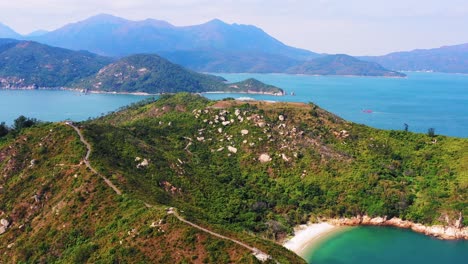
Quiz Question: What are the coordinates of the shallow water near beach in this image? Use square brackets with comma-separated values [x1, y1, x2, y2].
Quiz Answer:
[304, 226, 468, 264]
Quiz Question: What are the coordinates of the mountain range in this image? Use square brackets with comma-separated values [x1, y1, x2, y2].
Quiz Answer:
[0, 39, 283, 95]
[361, 43, 468, 73]
[0, 14, 405, 77]
[1, 14, 466, 74]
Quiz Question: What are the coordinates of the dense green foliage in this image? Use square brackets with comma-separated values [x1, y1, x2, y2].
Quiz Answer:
[77, 54, 284, 94]
[0, 115, 41, 138]
[288, 54, 406, 77]
[0, 41, 284, 94]
[0, 121, 301, 263]
[83, 94, 466, 242]
[0, 94, 465, 263]
[0, 39, 113, 87]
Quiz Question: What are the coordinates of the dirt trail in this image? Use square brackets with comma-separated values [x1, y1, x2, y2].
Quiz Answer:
[168, 208, 272, 262]
[66, 122, 272, 262]
[66, 122, 122, 195]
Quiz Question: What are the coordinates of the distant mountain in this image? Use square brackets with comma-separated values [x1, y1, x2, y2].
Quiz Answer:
[0, 40, 283, 94]
[2, 15, 405, 77]
[361, 43, 468, 73]
[159, 50, 300, 73]
[76, 54, 284, 95]
[25, 30, 49, 37]
[0, 39, 113, 88]
[30, 14, 319, 60]
[0, 22, 22, 39]
[287, 54, 405, 77]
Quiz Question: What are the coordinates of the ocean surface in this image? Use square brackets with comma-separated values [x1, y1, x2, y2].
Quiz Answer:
[0, 73, 466, 261]
[0, 72, 467, 138]
[305, 227, 468, 264]
[0, 90, 152, 125]
[211, 72, 468, 138]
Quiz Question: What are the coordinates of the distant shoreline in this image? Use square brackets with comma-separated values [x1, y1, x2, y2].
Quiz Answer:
[0, 87, 284, 96]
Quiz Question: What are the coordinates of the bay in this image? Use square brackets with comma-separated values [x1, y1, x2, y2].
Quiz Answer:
[0, 72, 466, 138]
[305, 227, 468, 264]
[208, 72, 468, 138]
[0, 89, 152, 125]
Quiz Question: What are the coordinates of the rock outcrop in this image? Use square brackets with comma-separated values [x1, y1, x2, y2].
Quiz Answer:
[0, 218, 10, 235]
[259, 153, 272, 163]
[328, 215, 468, 240]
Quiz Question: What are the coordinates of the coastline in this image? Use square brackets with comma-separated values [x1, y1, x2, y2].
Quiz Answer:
[283, 215, 467, 259]
[283, 222, 350, 257]
[0, 87, 284, 96]
[328, 215, 468, 240]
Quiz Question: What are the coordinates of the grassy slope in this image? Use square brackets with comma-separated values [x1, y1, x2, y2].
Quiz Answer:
[1, 93, 466, 263]
[84, 94, 467, 237]
[0, 123, 302, 263]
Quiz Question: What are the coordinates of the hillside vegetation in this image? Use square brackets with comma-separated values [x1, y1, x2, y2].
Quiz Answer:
[0, 40, 112, 88]
[288, 54, 406, 77]
[85, 94, 466, 234]
[76, 54, 284, 95]
[0, 94, 466, 262]
[0, 41, 283, 95]
[0, 121, 300, 263]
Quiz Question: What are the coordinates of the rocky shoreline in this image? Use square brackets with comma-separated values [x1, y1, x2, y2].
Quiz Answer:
[327, 215, 468, 240]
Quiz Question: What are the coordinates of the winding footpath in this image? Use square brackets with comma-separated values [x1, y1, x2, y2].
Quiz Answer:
[168, 208, 272, 262]
[65, 122, 122, 195]
[65, 122, 272, 262]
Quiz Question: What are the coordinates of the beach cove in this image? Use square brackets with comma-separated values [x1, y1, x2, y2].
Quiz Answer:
[283, 220, 468, 264]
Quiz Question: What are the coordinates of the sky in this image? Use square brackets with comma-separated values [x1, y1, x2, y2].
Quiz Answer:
[0, 0, 467, 55]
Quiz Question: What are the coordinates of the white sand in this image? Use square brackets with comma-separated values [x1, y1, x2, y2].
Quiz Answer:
[283, 222, 338, 255]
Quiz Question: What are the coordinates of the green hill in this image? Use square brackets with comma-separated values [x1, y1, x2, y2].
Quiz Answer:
[0, 40, 113, 88]
[76, 54, 284, 95]
[0, 41, 284, 95]
[288, 54, 406, 77]
[1, 94, 465, 262]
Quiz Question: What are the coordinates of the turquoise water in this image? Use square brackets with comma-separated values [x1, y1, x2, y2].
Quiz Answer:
[0, 72, 467, 138]
[305, 227, 468, 264]
[0, 90, 152, 125]
[208, 72, 468, 138]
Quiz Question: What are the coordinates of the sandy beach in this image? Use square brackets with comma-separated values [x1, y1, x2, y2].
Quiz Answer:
[283, 222, 347, 256]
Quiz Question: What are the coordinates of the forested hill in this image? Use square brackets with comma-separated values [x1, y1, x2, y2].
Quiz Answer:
[0, 39, 113, 88]
[288, 54, 406, 77]
[0, 93, 466, 262]
[76, 54, 284, 95]
[84, 94, 467, 231]
[0, 40, 284, 95]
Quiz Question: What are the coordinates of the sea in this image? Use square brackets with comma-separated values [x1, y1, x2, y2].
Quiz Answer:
[305, 227, 468, 264]
[0, 72, 467, 262]
[0, 72, 467, 138]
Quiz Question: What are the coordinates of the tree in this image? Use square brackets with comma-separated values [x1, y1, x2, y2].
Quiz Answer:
[427, 128, 435, 137]
[13, 116, 39, 131]
[0, 122, 10, 137]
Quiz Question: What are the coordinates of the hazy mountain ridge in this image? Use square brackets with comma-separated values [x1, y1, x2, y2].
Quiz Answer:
[0, 23, 22, 39]
[289, 54, 406, 77]
[0, 15, 413, 76]
[361, 43, 468, 73]
[28, 14, 318, 61]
